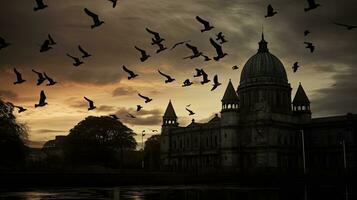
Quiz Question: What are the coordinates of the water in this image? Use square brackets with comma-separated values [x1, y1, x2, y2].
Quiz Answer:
[0, 185, 353, 200]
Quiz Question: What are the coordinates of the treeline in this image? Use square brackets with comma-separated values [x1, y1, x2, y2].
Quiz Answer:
[0, 99, 161, 172]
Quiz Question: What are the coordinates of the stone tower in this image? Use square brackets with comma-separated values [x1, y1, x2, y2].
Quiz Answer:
[160, 100, 178, 169]
[293, 83, 311, 123]
[220, 80, 240, 170]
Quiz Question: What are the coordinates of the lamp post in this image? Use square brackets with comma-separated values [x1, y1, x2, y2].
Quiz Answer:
[300, 129, 307, 200]
[340, 139, 348, 200]
[341, 140, 347, 170]
[141, 130, 145, 169]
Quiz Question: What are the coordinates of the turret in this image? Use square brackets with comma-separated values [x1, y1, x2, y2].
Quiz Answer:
[221, 80, 240, 126]
[162, 100, 178, 127]
[160, 100, 178, 169]
[220, 80, 240, 170]
[292, 83, 311, 121]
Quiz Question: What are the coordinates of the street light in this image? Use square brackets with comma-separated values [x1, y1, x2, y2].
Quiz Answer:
[341, 139, 347, 170]
[300, 129, 307, 200]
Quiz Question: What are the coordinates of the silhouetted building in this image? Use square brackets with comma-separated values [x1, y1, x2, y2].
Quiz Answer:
[160, 34, 357, 174]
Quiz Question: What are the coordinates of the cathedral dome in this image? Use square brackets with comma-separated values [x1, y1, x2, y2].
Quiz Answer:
[240, 34, 288, 85]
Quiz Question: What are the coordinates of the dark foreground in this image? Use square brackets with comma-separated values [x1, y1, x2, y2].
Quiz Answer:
[0, 171, 355, 187]
[0, 184, 355, 200]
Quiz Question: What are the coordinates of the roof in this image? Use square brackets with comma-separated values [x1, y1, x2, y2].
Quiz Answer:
[208, 114, 221, 124]
[240, 34, 288, 85]
[222, 80, 239, 103]
[293, 83, 310, 105]
[163, 100, 177, 118]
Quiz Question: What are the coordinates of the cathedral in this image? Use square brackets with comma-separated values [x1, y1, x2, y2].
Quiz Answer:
[160, 34, 357, 174]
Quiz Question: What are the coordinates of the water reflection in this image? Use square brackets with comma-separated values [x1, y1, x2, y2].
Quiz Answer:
[0, 185, 353, 200]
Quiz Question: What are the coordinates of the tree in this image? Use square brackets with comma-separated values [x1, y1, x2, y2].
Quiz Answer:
[0, 99, 28, 167]
[63, 116, 137, 167]
[144, 134, 161, 170]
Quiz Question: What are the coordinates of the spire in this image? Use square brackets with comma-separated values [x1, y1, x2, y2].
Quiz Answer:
[222, 79, 239, 103]
[163, 100, 177, 118]
[258, 31, 269, 53]
[293, 83, 310, 105]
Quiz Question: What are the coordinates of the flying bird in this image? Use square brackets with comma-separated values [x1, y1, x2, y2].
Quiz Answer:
[78, 45, 91, 58]
[211, 75, 221, 91]
[134, 46, 150, 62]
[84, 8, 104, 29]
[14, 106, 27, 113]
[84, 97, 96, 110]
[34, 0, 48, 11]
[32, 69, 46, 85]
[182, 79, 193, 87]
[304, 30, 310, 36]
[40, 40, 52, 52]
[0, 36, 10, 50]
[137, 105, 143, 112]
[146, 28, 165, 44]
[333, 22, 357, 30]
[66, 53, 84, 66]
[110, 114, 119, 120]
[186, 104, 191, 107]
[304, 42, 315, 53]
[195, 16, 214, 32]
[184, 43, 202, 59]
[107, 0, 117, 8]
[154, 41, 167, 53]
[232, 65, 239, 70]
[13, 68, 26, 85]
[186, 108, 195, 116]
[304, 0, 321, 12]
[158, 70, 175, 83]
[138, 93, 152, 103]
[216, 32, 227, 44]
[123, 65, 138, 80]
[201, 54, 212, 62]
[44, 73, 57, 86]
[292, 62, 300, 73]
[48, 34, 56, 45]
[170, 40, 190, 50]
[200, 69, 210, 85]
[210, 38, 227, 61]
[265, 4, 277, 18]
[35, 90, 48, 108]
[193, 68, 203, 77]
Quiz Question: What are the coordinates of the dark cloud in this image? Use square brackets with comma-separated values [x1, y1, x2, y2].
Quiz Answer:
[96, 105, 116, 112]
[114, 107, 162, 126]
[34, 129, 67, 134]
[0, 90, 18, 100]
[311, 66, 357, 116]
[112, 86, 138, 97]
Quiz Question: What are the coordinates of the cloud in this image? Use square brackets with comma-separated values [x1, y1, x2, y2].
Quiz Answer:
[34, 129, 67, 134]
[96, 105, 116, 112]
[311, 67, 357, 116]
[0, 90, 18, 100]
[114, 107, 162, 126]
[112, 86, 138, 97]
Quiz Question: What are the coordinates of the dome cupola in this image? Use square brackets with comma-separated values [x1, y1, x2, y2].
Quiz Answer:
[237, 33, 292, 115]
[240, 34, 288, 85]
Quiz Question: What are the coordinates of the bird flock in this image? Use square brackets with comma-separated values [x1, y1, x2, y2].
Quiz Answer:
[1, 0, 356, 119]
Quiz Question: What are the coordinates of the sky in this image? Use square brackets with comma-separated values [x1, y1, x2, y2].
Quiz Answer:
[0, 0, 356, 148]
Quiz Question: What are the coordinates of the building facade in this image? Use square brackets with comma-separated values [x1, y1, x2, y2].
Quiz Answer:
[160, 35, 357, 174]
